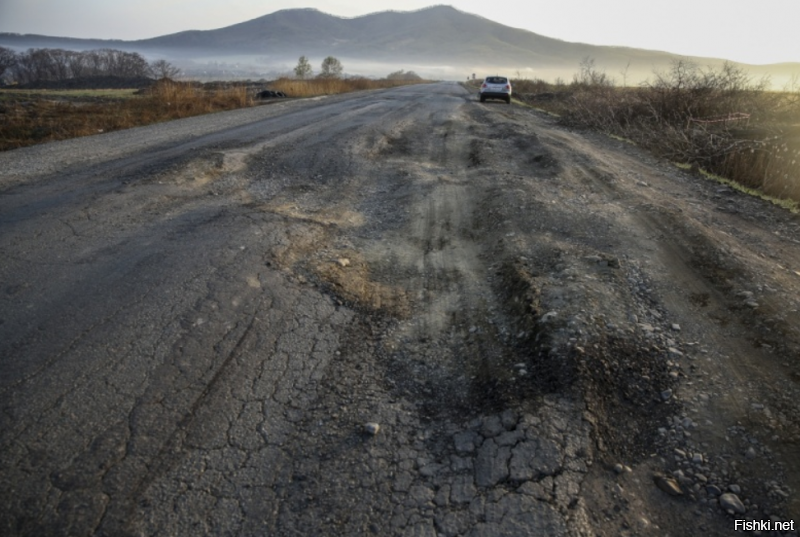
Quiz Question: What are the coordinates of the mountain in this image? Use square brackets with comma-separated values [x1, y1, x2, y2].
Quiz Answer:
[132, 6, 692, 76]
[1, 6, 797, 84]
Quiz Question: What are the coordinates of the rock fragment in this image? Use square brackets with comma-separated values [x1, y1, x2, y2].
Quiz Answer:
[654, 474, 683, 496]
[719, 493, 746, 514]
[364, 422, 380, 436]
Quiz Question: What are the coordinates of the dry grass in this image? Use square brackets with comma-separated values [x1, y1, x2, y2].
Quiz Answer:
[0, 77, 431, 151]
[512, 62, 800, 206]
[0, 80, 252, 151]
[0, 88, 141, 100]
[268, 76, 426, 98]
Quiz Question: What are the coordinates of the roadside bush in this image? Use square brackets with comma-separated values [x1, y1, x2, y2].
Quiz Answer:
[572, 57, 614, 88]
[142, 79, 251, 116]
[387, 70, 423, 81]
[515, 60, 800, 205]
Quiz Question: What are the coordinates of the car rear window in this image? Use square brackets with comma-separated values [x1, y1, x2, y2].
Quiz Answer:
[485, 77, 508, 84]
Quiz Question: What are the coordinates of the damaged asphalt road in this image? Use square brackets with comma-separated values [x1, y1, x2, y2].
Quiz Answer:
[1, 82, 799, 536]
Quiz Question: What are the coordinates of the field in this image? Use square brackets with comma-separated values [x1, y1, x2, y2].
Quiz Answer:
[0, 77, 428, 151]
[0, 82, 252, 151]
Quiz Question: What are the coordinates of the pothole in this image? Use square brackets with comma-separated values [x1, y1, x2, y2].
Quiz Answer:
[312, 251, 411, 318]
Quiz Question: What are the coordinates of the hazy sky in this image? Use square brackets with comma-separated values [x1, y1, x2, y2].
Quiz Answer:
[0, 0, 797, 65]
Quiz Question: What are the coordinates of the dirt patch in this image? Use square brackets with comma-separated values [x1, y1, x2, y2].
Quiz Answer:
[492, 256, 676, 462]
[577, 336, 676, 460]
[312, 252, 411, 318]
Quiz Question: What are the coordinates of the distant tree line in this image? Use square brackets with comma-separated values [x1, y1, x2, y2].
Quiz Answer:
[0, 46, 180, 84]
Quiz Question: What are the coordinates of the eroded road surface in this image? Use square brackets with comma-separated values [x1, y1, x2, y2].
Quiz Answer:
[2, 82, 799, 536]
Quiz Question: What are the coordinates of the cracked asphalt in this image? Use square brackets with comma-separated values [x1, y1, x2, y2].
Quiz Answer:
[2, 82, 799, 536]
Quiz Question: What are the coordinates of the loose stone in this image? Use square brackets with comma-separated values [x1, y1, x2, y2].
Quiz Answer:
[654, 475, 683, 496]
[719, 493, 746, 514]
[364, 422, 380, 436]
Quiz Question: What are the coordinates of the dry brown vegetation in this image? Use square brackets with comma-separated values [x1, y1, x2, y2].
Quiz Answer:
[0, 77, 431, 151]
[0, 80, 252, 151]
[511, 60, 800, 207]
[268, 76, 426, 98]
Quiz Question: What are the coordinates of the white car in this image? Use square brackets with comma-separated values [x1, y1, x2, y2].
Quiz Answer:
[479, 76, 512, 104]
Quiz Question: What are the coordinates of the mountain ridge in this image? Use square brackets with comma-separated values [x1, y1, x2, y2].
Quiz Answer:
[1, 5, 797, 83]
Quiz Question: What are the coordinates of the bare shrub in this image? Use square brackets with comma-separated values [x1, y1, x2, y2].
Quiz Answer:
[387, 70, 422, 81]
[572, 57, 614, 88]
[516, 60, 800, 205]
[150, 59, 181, 80]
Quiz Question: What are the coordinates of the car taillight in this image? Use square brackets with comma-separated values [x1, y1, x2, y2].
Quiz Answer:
[481, 83, 487, 88]
[505, 85, 511, 90]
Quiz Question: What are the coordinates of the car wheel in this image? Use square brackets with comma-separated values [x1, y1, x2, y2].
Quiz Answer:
[506, 97, 511, 104]
[480, 95, 485, 103]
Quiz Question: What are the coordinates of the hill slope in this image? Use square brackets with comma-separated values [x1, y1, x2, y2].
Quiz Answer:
[133, 6, 681, 69]
[1, 6, 797, 83]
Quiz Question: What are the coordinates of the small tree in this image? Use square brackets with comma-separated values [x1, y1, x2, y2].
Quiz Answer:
[573, 57, 613, 87]
[319, 56, 343, 79]
[150, 59, 180, 80]
[294, 55, 312, 79]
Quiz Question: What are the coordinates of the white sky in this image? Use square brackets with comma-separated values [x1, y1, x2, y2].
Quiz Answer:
[0, 0, 798, 65]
